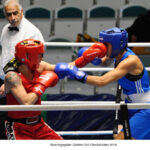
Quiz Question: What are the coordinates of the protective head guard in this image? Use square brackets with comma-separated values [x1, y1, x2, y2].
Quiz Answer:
[15, 39, 44, 70]
[99, 27, 128, 58]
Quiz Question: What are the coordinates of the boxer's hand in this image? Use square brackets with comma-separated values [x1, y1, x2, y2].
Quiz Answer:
[77, 47, 89, 57]
[54, 62, 75, 79]
[54, 62, 87, 83]
[77, 47, 102, 66]
[32, 71, 58, 96]
[91, 58, 102, 65]
[75, 43, 107, 67]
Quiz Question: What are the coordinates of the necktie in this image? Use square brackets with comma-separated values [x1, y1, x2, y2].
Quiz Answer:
[8, 26, 19, 32]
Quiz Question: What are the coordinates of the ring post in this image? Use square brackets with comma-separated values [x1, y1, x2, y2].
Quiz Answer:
[113, 84, 122, 135]
[120, 104, 131, 139]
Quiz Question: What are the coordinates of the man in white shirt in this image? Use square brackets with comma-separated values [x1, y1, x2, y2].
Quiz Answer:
[0, 0, 44, 139]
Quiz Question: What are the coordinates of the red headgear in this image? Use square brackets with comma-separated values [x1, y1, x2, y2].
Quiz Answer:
[15, 39, 44, 70]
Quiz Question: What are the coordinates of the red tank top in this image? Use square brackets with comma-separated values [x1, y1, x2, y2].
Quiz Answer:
[6, 71, 41, 119]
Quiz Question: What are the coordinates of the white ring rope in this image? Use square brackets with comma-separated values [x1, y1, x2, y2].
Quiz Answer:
[0, 102, 150, 111]
[79, 67, 150, 72]
[41, 101, 118, 105]
[0, 41, 149, 47]
[44, 42, 150, 47]
[56, 130, 115, 136]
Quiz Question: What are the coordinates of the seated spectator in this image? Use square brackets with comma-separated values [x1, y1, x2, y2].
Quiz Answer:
[126, 10, 150, 42]
[126, 10, 150, 54]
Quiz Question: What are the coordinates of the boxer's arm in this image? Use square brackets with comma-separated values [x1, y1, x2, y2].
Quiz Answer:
[86, 56, 136, 86]
[32, 71, 58, 97]
[37, 61, 56, 73]
[5, 71, 38, 105]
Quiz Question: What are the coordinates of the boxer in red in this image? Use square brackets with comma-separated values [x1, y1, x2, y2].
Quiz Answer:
[4, 39, 63, 140]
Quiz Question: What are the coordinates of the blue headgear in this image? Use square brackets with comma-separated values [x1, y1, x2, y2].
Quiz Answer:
[99, 27, 128, 58]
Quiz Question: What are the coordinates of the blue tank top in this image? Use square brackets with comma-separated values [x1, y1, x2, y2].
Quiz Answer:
[117, 48, 150, 95]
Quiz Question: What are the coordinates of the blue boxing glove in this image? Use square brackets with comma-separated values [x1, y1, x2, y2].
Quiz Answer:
[77, 47, 102, 66]
[77, 47, 89, 57]
[54, 62, 87, 83]
[91, 57, 102, 65]
[71, 68, 87, 83]
[54, 62, 74, 79]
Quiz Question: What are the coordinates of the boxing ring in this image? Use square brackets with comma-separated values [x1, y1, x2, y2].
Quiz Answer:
[1, 101, 150, 138]
[1, 42, 150, 139]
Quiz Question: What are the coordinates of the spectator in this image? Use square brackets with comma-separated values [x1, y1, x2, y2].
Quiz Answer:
[0, 0, 44, 139]
[126, 10, 150, 42]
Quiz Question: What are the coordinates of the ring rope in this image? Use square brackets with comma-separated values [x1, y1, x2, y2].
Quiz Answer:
[41, 101, 118, 105]
[44, 42, 150, 47]
[0, 102, 150, 111]
[56, 130, 115, 136]
[0, 41, 149, 47]
[79, 67, 150, 72]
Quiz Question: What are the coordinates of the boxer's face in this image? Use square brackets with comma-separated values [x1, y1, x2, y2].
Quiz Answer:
[36, 54, 43, 68]
[105, 43, 112, 58]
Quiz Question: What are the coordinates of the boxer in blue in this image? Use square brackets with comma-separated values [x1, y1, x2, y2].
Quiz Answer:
[55, 27, 150, 139]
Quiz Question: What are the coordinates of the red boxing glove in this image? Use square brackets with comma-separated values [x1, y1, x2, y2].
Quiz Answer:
[32, 71, 59, 96]
[87, 42, 107, 58]
[75, 43, 107, 68]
